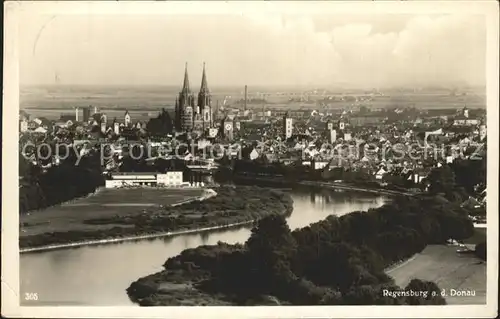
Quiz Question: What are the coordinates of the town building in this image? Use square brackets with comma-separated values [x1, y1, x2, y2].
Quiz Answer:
[479, 120, 486, 140]
[338, 118, 346, 131]
[113, 121, 120, 135]
[343, 132, 352, 141]
[284, 112, 293, 139]
[105, 172, 186, 188]
[375, 167, 388, 180]
[124, 111, 131, 127]
[453, 106, 480, 126]
[82, 106, 91, 123]
[208, 127, 219, 138]
[330, 129, 337, 143]
[326, 121, 334, 131]
[234, 117, 241, 131]
[221, 116, 234, 141]
[20, 118, 28, 132]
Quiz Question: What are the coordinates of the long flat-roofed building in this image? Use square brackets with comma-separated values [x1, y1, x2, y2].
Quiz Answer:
[105, 172, 186, 188]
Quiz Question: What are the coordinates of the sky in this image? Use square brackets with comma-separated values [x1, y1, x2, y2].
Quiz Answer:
[18, 8, 487, 89]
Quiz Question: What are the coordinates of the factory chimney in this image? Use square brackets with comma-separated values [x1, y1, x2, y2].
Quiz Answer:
[244, 85, 248, 111]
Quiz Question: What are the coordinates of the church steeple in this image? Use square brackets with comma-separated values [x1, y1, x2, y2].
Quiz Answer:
[181, 62, 190, 94]
[200, 62, 209, 94]
[198, 62, 211, 109]
[197, 62, 212, 128]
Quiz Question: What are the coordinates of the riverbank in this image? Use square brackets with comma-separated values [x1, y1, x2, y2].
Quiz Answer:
[233, 175, 417, 197]
[20, 220, 251, 253]
[20, 186, 293, 252]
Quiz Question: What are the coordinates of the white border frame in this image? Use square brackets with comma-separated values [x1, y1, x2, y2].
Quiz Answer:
[2, 1, 498, 318]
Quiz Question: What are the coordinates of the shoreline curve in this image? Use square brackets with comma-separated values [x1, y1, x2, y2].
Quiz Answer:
[20, 219, 255, 254]
[20, 181, 399, 254]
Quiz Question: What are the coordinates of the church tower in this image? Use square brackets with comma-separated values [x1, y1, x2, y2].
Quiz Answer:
[198, 62, 212, 130]
[176, 63, 195, 132]
[283, 112, 293, 139]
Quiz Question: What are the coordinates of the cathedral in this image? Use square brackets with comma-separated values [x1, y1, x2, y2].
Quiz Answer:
[174, 63, 213, 133]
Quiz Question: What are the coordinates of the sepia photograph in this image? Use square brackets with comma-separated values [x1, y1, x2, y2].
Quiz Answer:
[2, 1, 498, 318]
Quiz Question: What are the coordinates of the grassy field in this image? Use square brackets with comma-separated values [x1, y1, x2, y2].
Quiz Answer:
[388, 245, 486, 305]
[20, 188, 204, 236]
[19, 186, 293, 249]
[21, 108, 168, 122]
[20, 85, 486, 116]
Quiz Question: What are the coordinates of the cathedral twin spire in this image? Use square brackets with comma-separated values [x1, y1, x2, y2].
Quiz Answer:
[180, 62, 209, 95]
[176, 62, 212, 132]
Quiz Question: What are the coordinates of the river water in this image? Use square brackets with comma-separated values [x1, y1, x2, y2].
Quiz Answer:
[20, 188, 387, 306]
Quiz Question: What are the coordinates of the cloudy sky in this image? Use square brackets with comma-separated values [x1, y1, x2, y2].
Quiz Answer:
[18, 7, 487, 88]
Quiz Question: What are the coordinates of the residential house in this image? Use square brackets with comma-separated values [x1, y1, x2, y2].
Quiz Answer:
[249, 148, 260, 160]
[453, 106, 480, 126]
[20, 118, 28, 132]
[124, 111, 131, 127]
[375, 167, 388, 180]
[461, 196, 483, 210]
[33, 126, 48, 134]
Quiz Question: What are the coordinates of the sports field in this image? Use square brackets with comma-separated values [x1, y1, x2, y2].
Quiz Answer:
[388, 245, 486, 305]
[20, 188, 204, 236]
[19, 186, 292, 250]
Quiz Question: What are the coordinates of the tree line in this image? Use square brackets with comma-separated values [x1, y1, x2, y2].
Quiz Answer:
[155, 193, 473, 305]
[218, 155, 487, 204]
[19, 146, 104, 214]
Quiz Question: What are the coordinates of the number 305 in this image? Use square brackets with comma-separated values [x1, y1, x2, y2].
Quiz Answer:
[25, 293, 38, 301]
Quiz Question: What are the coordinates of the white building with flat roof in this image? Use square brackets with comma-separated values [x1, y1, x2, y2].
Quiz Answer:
[157, 172, 184, 186]
[105, 172, 186, 188]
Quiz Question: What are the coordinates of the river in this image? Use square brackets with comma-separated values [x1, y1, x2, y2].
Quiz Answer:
[20, 188, 388, 306]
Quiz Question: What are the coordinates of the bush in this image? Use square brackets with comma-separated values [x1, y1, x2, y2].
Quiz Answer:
[404, 279, 446, 305]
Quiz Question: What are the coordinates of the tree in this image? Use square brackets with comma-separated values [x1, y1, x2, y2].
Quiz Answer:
[427, 166, 456, 195]
[344, 285, 379, 305]
[146, 109, 173, 136]
[451, 158, 486, 195]
[246, 214, 298, 292]
[246, 214, 297, 263]
[19, 146, 104, 214]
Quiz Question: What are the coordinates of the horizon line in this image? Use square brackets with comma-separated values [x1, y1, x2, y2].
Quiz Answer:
[20, 83, 487, 90]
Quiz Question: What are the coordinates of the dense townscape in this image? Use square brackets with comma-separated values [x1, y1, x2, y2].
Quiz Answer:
[19, 64, 487, 306]
[8, 4, 496, 316]
[19, 65, 487, 215]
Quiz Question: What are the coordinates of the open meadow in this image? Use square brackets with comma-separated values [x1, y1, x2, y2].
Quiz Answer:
[19, 186, 293, 250]
[20, 85, 486, 121]
[20, 188, 204, 236]
[388, 244, 486, 305]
